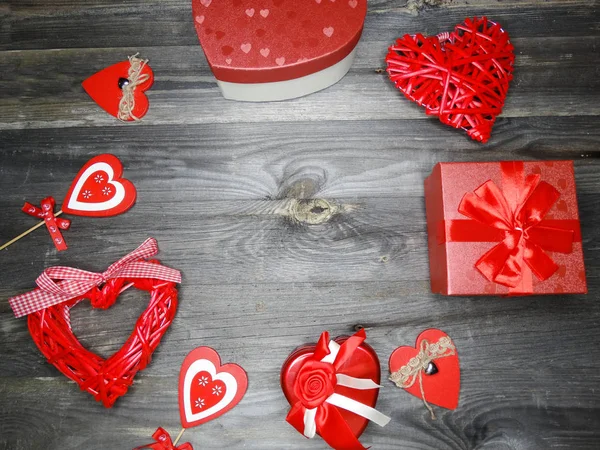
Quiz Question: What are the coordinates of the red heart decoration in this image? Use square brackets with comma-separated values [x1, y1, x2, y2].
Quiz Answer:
[386, 17, 514, 143]
[179, 347, 248, 428]
[389, 329, 460, 410]
[281, 335, 380, 440]
[27, 276, 179, 408]
[82, 59, 153, 120]
[62, 154, 137, 217]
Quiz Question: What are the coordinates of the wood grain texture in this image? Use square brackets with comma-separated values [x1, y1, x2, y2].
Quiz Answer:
[1, 0, 600, 449]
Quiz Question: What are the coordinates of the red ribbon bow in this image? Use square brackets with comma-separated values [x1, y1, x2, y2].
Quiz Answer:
[286, 329, 372, 450]
[456, 162, 575, 289]
[22, 197, 71, 251]
[8, 238, 182, 318]
[132, 428, 193, 450]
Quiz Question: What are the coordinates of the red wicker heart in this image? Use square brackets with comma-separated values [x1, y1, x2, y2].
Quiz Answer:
[27, 272, 178, 408]
[386, 17, 514, 143]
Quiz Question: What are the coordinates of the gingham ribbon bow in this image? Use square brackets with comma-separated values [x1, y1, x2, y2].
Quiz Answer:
[9, 238, 181, 318]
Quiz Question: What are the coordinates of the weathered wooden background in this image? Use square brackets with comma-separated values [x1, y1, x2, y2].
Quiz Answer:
[1, 0, 599, 448]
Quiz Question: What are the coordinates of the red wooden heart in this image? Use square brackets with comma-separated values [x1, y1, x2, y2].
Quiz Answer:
[281, 335, 380, 439]
[179, 347, 248, 428]
[389, 329, 460, 410]
[82, 59, 153, 120]
[386, 17, 514, 143]
[62, 154, 137, 217]
[27, 276, 179, 408]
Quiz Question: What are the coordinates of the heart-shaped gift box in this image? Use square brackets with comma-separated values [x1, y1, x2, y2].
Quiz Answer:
[192, 0, 367, 101]
[281, 330, 389, 449]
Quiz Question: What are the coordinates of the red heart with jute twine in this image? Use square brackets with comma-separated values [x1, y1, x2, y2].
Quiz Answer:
[82, 55, 153, 121]
[386, 17, 514, 143]
[27, 274, 178, 408]
[389, 329, 460, 418]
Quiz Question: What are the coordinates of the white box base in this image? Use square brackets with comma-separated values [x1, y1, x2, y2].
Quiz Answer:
[216, 48, 358, 102]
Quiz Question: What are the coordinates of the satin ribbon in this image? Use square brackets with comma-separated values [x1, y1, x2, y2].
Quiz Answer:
[286, 330, 390, 450]
[9, 238, 182, 318]
[132, 428, 193, 450]
[22, 197, 71, 251]
[445, 161, 577, 292]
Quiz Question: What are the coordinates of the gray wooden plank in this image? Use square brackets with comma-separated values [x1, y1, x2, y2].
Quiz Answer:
[2, 0, 599, 50]
[2, 34, 600, 129]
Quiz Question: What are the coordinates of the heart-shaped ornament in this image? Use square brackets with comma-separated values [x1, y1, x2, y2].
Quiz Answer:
[281, 335, 381, 440]
[82, 57, 153, 121]
[179, 347, 248, 428]
[27, 275, 179, 407]
[62, 154, 137, 217]
[386, 17, 514, 143]
[389, 329, 460, 411]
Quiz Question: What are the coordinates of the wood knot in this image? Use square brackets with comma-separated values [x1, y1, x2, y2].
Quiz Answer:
[289, 199, 337, 225]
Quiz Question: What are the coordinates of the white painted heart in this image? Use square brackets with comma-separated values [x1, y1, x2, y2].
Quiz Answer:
[245, 8, 254, 17]
[200, 0, 212, 7]
[241, 43, 252, 53]
[276, 57, 285, 66]
[66, 162, 126, 213]
[260, 9, 269, 17]
[323, 26, 334, 37]
[260, 48, 270, 57]
[182, 359, 238, 423]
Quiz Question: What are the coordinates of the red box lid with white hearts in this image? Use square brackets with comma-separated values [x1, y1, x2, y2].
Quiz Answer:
[192, 0, 367, 101]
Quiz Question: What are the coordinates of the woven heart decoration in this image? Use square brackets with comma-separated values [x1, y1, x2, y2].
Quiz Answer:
[386, 17, 514, 143]
[8, 239, 182, 407]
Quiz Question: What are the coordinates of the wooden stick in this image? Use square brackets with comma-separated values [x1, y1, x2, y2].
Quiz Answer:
[0, 211, 63, 251]
[172, 428, 186, 446]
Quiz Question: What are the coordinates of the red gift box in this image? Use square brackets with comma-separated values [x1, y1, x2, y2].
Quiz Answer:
[191, 0, 367, 101]
[424, 161, 587, 296]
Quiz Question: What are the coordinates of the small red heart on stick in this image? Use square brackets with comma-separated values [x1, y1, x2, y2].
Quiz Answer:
[179, 347, 248, 428]
[83, 55, 153, 121]
[62, 154, 137, 217]
[1, 154, 137, 252]
[386, 17, 514, 143]
[389, 329, 460, 416]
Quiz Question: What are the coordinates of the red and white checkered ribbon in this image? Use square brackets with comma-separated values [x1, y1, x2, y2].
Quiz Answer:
[8, 238, 181, 318]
